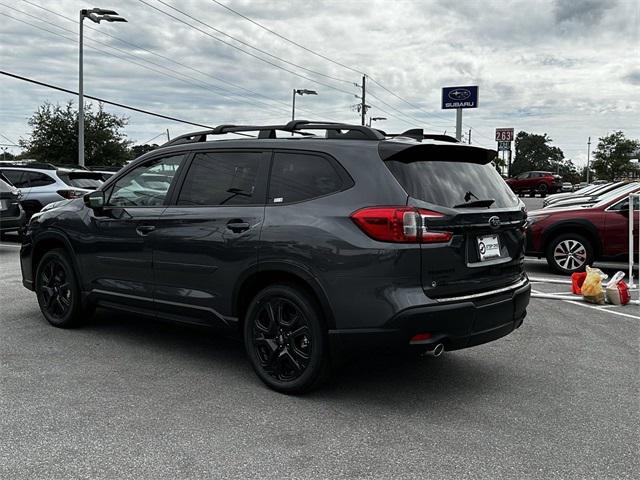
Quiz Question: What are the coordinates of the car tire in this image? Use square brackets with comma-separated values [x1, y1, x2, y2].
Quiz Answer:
[35, 248, 84, 328]
[537, 183, 548, 197]
[243, 284, 329, 394]
[546, 233, 594, 275]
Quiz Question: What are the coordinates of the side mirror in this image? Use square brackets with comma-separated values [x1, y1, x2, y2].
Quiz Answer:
[84, 190, 105, 210]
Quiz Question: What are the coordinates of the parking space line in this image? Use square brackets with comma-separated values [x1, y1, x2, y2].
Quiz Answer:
[531, 289, 640, 319]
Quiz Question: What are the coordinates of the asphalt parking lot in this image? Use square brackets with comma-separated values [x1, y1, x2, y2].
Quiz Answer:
[1, 197, 638, 479]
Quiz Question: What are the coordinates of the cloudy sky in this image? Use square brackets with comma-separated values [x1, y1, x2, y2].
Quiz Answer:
[1, 0, 638, 165]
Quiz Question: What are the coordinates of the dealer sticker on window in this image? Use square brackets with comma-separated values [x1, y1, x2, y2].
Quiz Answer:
[477, 234, 501, 261]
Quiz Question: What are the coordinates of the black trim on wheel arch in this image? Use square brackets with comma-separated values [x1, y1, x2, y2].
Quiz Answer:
[542, 220, 602, 256]
[32, 230, 84, 291]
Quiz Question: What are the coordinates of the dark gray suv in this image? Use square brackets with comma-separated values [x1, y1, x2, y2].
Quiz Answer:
[20, 121, 530, 393]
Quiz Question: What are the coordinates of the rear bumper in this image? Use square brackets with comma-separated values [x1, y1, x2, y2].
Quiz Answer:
[329, 278, 530, 353]
[0, 209, 26, 232]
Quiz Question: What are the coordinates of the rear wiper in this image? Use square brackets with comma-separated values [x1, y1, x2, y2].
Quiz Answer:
[453, 199, 495, 208]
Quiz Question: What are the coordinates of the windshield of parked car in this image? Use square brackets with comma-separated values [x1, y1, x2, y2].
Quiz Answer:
[594, 183, 639, 207]
[385, 159, 519, 209]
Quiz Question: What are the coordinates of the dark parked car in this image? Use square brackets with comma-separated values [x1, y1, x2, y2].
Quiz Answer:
[0, 174, 26, 237]
[505, 171, 562, 197]
[20, 121, 531, 393]
[526, 184, 640, 274]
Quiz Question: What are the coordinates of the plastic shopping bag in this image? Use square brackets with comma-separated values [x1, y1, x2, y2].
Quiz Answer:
[571, 272, 588, 295]
[605, 271, 630, 305]
[581, 266, 607, 305]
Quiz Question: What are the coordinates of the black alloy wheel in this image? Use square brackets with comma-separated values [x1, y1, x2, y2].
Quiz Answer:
[35, 249, 83, 327]
[244, 284, 328, 394]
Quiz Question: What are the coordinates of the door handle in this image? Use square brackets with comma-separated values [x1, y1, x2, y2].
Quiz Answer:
[226, 220, 250, 233]
[136, 224, 156, 236]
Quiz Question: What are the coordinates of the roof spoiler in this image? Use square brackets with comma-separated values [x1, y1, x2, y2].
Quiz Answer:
[387, 129, 460, 143]
[379, 142, 498, 165]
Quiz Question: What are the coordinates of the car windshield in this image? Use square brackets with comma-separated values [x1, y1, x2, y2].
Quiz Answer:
[57, 171, 103, 189]
[594, 183, 639, 207]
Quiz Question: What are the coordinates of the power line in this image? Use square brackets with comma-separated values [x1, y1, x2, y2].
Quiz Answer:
[0, 133, 18, 145]
[153, 0, 355, 87]
[0, 70, 216, 129]
[19, 0, 311, 116]
[210, 0, 363, 76]
[3, 6, 295, 118]
[208, 0, 483, 132]
[136, 0, 359, 98]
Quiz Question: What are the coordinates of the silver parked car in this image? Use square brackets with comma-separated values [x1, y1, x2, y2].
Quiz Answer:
[0, 163, 103, 217]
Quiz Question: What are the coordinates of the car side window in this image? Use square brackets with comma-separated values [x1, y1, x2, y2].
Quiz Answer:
[516, 173, 528, 180]
[268, 152, 343, 204]
[177, 151, 262, 206]
[106, 154, 185, 207]
[1, 170, 29, 188]
[25, 171, 55, 187]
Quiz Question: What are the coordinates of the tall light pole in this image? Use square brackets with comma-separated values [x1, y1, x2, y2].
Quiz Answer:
[79, 8, 126, 167]
[586, 136, 591, 183]
[368, 116, 386, 127]
[292, 89, 318, 121]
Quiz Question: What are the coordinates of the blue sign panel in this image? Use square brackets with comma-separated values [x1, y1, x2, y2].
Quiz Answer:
[442, 86, 478, 109]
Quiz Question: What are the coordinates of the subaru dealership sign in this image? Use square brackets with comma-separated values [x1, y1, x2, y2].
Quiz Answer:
[441, 86, 478, 109]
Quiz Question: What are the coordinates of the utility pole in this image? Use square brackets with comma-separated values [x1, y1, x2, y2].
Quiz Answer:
[166, 129, 170, 142]
[468, 128, 472, 144]
[586, 136, 591, 183]
[361, 75, 366, 126]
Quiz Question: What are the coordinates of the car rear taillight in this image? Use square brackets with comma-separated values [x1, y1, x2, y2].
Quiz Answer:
[57, 189, 84, 199]
[350, 207, 452, 244]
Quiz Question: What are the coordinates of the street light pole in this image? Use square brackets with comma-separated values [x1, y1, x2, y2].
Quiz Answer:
[78, 8, 127, 167]
[291, 89, 296, 122]
[291, 89, 318, 129]
[78, 11, 84, 167]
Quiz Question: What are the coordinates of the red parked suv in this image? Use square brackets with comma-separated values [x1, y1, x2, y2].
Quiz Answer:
[506, 171, 562, 197]
[526, 183, 639, 273]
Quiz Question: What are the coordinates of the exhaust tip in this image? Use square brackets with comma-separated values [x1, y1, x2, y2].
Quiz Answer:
[424, 343, 445, 357]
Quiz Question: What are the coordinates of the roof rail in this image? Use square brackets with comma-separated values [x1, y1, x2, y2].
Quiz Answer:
[0, 160, 58, 170]
[163, 120, 385, 146]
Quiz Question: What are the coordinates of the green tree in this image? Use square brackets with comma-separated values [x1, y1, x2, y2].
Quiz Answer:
[130, 143, 159, 160]
[511, 131, 565, 176]
[19, 101, 131, 166]
[591, 131, 639, 181]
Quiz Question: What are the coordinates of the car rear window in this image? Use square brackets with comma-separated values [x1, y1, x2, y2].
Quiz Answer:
[57, 172, 103, 189]
[385, 160, 519, 209]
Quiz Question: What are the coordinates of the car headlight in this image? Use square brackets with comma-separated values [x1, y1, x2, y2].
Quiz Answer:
[526, 214, 549, 226]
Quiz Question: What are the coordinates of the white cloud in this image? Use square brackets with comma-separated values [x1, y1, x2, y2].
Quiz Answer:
[0, 0, 638, 166]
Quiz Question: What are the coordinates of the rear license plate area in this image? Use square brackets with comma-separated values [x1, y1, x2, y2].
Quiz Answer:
[477, 234, 502, 261]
